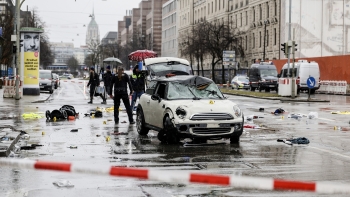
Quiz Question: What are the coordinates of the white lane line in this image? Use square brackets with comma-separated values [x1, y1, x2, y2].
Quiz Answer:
[309, 146, 350, 160]
[76, 80, 88, 100]
[55, 86, 64, 99]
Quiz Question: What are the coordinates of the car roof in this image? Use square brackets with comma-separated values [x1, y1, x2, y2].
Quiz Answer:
[144, 57, 190, 66]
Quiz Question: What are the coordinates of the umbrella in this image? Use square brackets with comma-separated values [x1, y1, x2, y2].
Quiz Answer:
[128, 50, 158, 62]
[103, 57, 122, 64]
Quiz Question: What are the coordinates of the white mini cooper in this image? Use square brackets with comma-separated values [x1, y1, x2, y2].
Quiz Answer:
[136, 75, 244, 144]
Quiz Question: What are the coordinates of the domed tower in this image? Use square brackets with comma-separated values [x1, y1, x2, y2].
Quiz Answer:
[85, 7, 100, 45]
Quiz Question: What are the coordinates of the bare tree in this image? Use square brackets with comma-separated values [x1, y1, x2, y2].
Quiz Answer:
[66, 56, 79, 71]
[0, 9, 14, 76]
[86, 39, 101, 67]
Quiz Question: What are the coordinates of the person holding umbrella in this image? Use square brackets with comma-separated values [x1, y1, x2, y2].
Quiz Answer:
[87, 66, 99, 104]
[109, 66, 135, 124]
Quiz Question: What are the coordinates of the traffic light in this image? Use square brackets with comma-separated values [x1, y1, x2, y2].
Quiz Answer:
[20, 39, 23, 47]
[281, 42, 288, 55]
[292, 41, 297, 52]
[12, 45, 17, 54]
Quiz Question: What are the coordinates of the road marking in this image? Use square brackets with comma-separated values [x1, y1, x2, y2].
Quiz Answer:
[308, 146, 350, 160]
[55, 86, 64, 99]
[76, 81, 88, 100]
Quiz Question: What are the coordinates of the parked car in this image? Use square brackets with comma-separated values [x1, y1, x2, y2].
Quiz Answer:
[136, 75, 244, 144]
[231, 76, 250, 90]
[248, 62, 278, 92]
[278, 60, 320, 94]
[39, 70, 54, 94]
[53, 73, 60, 89]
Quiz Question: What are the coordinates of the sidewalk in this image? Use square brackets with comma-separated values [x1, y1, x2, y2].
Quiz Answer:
[0, 88, 52, 105]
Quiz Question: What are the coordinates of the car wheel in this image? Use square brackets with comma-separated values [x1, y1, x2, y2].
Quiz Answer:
[49, 89, 53, 94]
[136, 108, 149, 135]
[258, 85, 262, 92]
[163, 115, 179, 144]
[266, 88, 270, 92]
[250, 86, 255, 91]
[230, 121, 244, 144]
[157, 131, 166, 142]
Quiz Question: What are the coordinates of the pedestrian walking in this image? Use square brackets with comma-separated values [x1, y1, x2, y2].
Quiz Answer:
[109, 66, 135, 124]
[87, 66, 99, 104]
[130, 65, 145, 111]
[100, 65, 113, 104]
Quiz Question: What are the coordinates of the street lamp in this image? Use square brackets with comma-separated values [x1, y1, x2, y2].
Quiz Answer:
[262, 20, 268, 61]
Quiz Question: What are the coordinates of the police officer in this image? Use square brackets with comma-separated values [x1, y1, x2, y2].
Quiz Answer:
[130, 65, 145, 112]
[87, 66, 99, 104]
[109, 66, 135, 124]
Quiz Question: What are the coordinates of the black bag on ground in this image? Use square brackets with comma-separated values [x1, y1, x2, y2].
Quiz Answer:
[60, 105, 77, 117]
[46, 109, 67, 120]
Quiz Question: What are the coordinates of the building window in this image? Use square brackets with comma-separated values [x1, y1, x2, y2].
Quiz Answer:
[246, 11, 248, 25]
[259, 5, 262, 20]
[259, 31, 262, 47]
[275, 1, 277, 16]
[246, 0, 249, 5]
[230, 15, 233, 27]
[253, 8, 255, 22]
[266, 3, 269, 18]
[240, 13, 242, 26]
[219, 0, 220, 10]
[252, 33, 255, 48]
[208, 3, 210, 14]
[274, 28, 277, 45]
[235, 14, 237, 27]
[245, 35, 248, 50]
[215, 0, 217, 12]
[223, 0, 224, 9]
[212, 2, 213, 13]
[266, 30, 269, 46]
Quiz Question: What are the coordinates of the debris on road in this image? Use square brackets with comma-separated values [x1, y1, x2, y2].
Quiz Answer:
[331, 111, 350, 115]
[68, 145, 77, 149]
[70, 129, 78, 132]
[271, 108, 285, 115]
[53, 180, 74, 188]
[259, 108, 264, 112]
[244, 124, 261, 129]
[277, 137, 310, 145]
[308, 112, 318, 119]
[22, 113, 45, 119]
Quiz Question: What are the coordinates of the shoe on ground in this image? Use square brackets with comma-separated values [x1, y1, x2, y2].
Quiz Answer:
[101, 101, 107, 104]
[130, 120, 136, 124]
[88, 101, 93, 104]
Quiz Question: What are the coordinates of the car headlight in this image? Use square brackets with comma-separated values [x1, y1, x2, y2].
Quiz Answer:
[176, 107, 187, 119]
[233, 105, 242, 117]
[39, 83, 42, 85]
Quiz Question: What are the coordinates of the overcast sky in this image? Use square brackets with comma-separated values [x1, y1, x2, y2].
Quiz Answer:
[21, 0, 141, 48]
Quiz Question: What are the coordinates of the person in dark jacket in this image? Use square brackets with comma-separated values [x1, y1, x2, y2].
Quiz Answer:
[109, 66, 135, 124]
[100, 65, 113, 104]
[130, 65, 145, 111]
[87, 66, 99, 104]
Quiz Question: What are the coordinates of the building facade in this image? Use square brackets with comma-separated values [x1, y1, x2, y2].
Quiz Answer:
[50, 42, 74, 68]
[161, 0, 178, 57]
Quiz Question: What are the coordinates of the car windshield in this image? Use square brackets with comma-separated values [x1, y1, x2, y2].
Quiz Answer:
[259, 69, 277, 77]
[167, 82, 224, 100]
[148, 62, 191, 76]
[40, 73, 51, 79]
[237, 77, 249, 82]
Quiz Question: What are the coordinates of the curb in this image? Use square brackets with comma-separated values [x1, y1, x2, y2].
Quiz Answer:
[222, 91, 330, 102]
[0, 158, 350, 194]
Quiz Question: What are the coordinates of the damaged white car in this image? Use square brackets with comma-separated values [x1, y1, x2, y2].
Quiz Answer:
[136, 75, 244, 144]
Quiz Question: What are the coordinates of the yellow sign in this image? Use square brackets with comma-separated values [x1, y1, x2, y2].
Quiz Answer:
[209, 100, 215, 104]
[24, 52, 39, 85]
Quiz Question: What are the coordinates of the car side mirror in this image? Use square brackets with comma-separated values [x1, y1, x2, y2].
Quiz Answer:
[151, 94, 160, 101]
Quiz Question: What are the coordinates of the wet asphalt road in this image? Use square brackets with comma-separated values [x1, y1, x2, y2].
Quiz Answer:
[1, 78, 350, 197]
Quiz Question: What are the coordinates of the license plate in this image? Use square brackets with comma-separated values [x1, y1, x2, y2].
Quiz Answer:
[269, 85, 275, 87]
[40, 86, 44, 88]
[207, 123, 220, 128]
[220, 123, 231, 127]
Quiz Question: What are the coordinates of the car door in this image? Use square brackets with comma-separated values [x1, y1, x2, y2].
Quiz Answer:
[149, 82, 168, 128]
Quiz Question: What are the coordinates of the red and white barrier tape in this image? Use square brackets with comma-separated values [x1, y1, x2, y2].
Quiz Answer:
[0, 159, 349, 194]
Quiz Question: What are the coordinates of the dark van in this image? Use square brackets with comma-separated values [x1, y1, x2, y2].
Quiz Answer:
[248, 62, 278, 92]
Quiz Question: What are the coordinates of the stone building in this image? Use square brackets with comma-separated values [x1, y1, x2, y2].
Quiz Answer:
[85, 8, 100, 45]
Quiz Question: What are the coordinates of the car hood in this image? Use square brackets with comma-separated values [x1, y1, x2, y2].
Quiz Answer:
[165, 99, 238, 116]
[261, 76, 278, 80]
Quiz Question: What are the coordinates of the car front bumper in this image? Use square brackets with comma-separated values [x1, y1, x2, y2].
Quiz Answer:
[174, 119, 243, 138]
